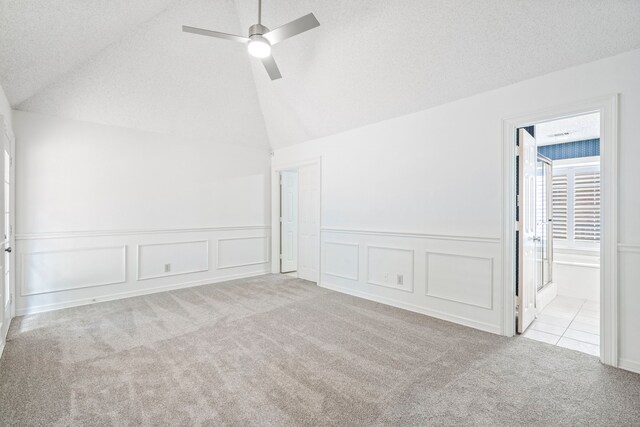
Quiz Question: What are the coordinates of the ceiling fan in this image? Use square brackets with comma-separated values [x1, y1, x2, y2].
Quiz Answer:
[182, 0, 320, 80]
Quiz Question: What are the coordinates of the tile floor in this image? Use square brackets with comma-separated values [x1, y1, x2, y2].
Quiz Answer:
[522, 295, 600, 356]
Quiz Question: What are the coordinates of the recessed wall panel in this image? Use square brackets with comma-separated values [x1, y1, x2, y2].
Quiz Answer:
[138, 240, 208, 280]
[426, 252, 493, 309]
[22, 246, 126, 295]
[217, 236, 270, 269]
[367, 246, 414, 292]
[324, 242, 359, 281]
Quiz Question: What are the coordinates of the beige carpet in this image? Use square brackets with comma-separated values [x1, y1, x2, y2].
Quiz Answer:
[0, 274, 639, 425]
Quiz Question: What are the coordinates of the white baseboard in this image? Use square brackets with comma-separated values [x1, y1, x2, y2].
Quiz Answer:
[319, 281, 501, 335]
[618, 358, 640, 375]
[16, 270, 269, 316]
[0, 340, 4, 361]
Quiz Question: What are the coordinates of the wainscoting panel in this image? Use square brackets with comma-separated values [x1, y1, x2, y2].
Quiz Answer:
[217, 236, 270, 269]
[367, 246, 414, 292]
[22, 246, 126, 296]
[425, 252, 493, 309]
[618, 247, 640, 374]
[15, 226, 271, 315]
[138, 240, 209, 280]
[320, 228, 503, 334]
[323, 242, 359, 281]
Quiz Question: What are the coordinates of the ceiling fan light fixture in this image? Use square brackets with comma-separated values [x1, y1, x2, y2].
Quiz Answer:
[182, 0, 320, 79]
[247, 35, 271, 58]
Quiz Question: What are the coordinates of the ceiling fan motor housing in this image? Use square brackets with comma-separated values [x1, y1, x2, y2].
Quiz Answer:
[249, 24, 269, 37]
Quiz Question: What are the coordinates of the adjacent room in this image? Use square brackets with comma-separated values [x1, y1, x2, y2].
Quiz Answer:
[518, 113, 602, 356]
[1, 1, 639, 425]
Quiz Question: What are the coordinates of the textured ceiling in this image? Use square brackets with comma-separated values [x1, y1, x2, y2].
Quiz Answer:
[2, 0, 640, 150]
[0, 0, 270, 148]
[235, 0, 640, 148]
[0, 0, 176, 105]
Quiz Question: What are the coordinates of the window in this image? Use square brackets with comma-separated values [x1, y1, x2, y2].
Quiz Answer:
[573, 171, 600, 242]
[552, 175, 567, 240]
[551, 158, 600, 250]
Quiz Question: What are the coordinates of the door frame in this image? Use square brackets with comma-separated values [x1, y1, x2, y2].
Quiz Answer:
[0, 114, 15, 341]
[271, 157, 322, 278]
[501, 94, 618, 367]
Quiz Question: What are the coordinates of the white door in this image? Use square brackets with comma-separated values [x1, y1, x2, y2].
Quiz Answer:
[0, 120, 11, 345]
[297, 163, 320, 282]
[280, 170, 298, 273]
[518, 128, 537, 333]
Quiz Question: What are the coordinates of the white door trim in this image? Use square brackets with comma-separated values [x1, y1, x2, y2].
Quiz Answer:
[501, 94, 618, 367]
[0, 114, 15, 352]
[271, 157, 322, 277]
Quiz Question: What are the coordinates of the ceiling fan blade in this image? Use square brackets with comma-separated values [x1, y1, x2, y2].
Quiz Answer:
[182, 25, 249, 43]
[261, 56, 282, 80]
[263, 13, 320, 45]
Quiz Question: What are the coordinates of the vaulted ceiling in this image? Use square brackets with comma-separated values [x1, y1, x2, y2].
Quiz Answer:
[2, 0, 640, 150]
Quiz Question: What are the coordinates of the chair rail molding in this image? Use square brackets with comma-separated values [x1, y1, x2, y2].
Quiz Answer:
[322, 227, 500, 244]
[15, 225, 271, 240]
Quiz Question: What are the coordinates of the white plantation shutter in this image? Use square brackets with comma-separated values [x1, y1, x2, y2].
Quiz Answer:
[574, 171, 600, 242]
[552, 175, 568, 240]
[552, 160, 600, 249]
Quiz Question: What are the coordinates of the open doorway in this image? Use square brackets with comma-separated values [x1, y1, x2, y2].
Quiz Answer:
[516, 113, 602, 356]
[272, 159, 321, 283]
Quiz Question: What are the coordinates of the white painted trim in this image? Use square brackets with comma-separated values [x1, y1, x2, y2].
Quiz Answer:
[217, 236, 271, 269]
[618, 244, 640, 253]
[1, 113, 16, 333]
[425, 252, 494, 310]
[15, 270, 270, 316]
[322, 227, 500, 243]
[20, 246, 128, 296]
[271, 157, 322, 276]
[366, 245, 415, 292]
[618, 358, 640, 375]
[501, 94, 618, 367]
[320, 281, 501, 334]
[15, 225, 270, 240]
[136, 240, 210, 281]
[323, 241, 359, 281]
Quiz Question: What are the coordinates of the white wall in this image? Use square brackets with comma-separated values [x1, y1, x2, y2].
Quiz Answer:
[554, 251, 600, 302]
[14, 111, 271, 315]
[272, 49, 640, 373]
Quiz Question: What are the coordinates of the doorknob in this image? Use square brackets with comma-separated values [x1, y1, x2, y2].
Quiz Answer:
[4, 247, 11, 253]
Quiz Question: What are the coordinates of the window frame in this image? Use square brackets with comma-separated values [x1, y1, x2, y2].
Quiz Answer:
[551, 156, 600, 253]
